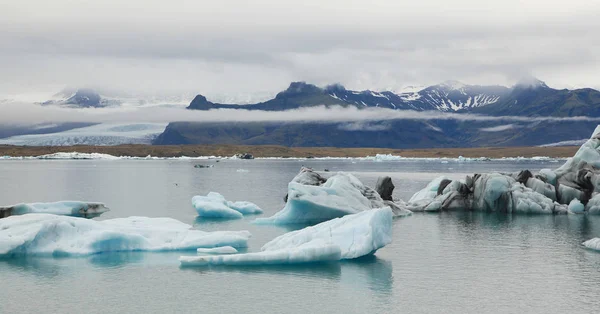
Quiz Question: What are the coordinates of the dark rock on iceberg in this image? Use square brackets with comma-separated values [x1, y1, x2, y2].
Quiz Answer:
[375, 176, 395, 201]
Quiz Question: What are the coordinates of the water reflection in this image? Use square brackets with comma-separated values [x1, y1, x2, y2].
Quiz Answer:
[180, 261, 343, 280]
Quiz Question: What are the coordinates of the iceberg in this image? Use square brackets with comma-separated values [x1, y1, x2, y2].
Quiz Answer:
[0, 214, 251, 256]
[192, 192, 263, 219]
[0, 201, 109, 218]
[180, 207, 392, 267]
[255, 172, 390, 224]
[400, 125, 600, 215]
[259, 168, 411, 224]
[582, 238, 600, 251]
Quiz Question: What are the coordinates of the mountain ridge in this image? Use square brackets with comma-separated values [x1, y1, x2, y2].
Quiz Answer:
[187, 79, 600, 117]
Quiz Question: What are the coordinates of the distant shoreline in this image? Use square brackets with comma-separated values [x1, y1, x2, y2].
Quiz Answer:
[0, 144, 579, 159]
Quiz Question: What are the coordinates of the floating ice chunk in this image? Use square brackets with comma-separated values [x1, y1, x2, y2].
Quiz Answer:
[180, 207, 392, 267]
[263, 207, 393, 259]
[197, 246, 238, 254]
[36, 152, 120, 160]
[372, 154, 403, 161]
[255, 173, 375, 224]
[236, 169, 249, 173]
[568, 199, 585, 214]
[192, 192, 263, 219]
[0, 201, 109, 218]
[582, 238, 600, 251]
[0, 214, 251, 256]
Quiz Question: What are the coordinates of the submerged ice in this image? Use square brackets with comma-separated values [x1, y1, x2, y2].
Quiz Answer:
[192, 192, 263, 219]
[0, 214, 251, 256]
[0, 201, 109, 218]
[180, 207, 393, 267]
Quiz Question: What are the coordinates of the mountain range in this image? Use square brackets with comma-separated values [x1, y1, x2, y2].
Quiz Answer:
[187, 79, 600, 117]
[4, 78, 600, 148]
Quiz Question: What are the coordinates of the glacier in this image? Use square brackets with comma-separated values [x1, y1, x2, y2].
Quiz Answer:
[255, 170, 410, 224]
[180, 207, 392, 267]
[398, 125, 600, 214]
[0, 214, 251, 256]
[192, 192, 263, 219]
[0, 201, 109, 218]
[0, 123, 167, 146]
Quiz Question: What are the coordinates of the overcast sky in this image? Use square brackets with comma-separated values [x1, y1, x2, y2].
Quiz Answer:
[1, 0, 599, 99]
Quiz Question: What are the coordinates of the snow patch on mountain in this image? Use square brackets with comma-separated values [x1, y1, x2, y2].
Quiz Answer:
[480, 124, 515, 132]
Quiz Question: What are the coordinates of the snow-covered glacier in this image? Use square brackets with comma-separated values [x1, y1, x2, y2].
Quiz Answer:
[0, 214, 251, 256]
[399, 125, 600, 214]
[255, 169, 410, 224]
[179, 207, 393, 267]
[0, 201, 109, 218]
[192, 192, 263, 219]
[0, 123, 167, 146]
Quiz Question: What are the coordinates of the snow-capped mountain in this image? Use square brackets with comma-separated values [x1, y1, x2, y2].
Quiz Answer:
[186, 79, 600, 116]
[413, 82, 509, 111]
[35, 88, 195, 108]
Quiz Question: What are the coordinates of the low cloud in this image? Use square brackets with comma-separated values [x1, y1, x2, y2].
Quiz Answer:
[2, 103, 600, 126]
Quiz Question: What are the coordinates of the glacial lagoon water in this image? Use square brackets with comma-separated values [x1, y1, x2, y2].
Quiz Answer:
[1, 158, 600, 313]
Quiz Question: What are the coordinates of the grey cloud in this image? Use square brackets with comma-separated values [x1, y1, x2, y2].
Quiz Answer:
[0, 0, 599, 96]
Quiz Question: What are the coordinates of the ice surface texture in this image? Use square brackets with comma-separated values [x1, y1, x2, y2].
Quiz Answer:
[180, 207, 393, 267]
[192, 192, 263, 219]
[0, 201, 109, 218]
[0, 214, 250, 256]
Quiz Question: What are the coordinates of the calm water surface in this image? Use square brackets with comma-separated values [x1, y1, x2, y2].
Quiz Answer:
[1, 159, 600, 314]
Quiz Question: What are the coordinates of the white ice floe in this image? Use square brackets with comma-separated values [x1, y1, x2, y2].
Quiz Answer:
[0, 214, 251, 256]
[37, 152, 121, 160]
[0, 152, 222, 160]
[197, 246, 239, 254]
[582, 238, 600, 251]
[0, 201, 109, 218]
[0, 153, 564, 162]
[192, 192, 263, 219]
[254, 173, 379, 224]
[179, 207, 393, 267]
